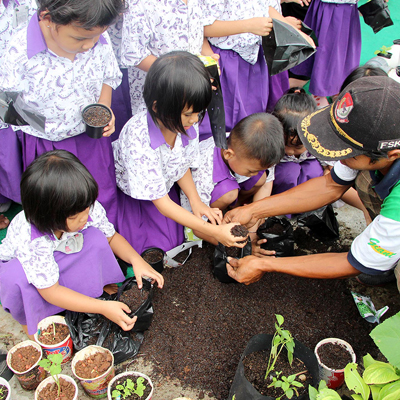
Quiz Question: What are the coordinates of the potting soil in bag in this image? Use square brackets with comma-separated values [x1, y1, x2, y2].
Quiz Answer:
[256, 217, 294, 257]
[213, 238, 252, 283]
[297, 204, 339, 241]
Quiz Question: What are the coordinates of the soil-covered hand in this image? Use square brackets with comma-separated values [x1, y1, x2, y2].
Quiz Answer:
[252, 238, 276, 258]
[246, 17, 273, 36]
[102, 301, 137, 331]
[102, 108, 115, 137]
[216, 223, 248, 247]
[223, 205, 258, 228]
[226, 255, 267, 285]
[191, 200, 222, 225]
[132, 258, 164, 289]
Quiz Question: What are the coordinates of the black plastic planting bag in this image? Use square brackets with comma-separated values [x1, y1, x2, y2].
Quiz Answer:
[228, 334, 320, 400]
[213, 239, 252, 283]
[297, 204, 339, 241]
[359, 0, 393, 34]
[205, 61, 227, 150]
[65, 278, 153, 364]
[257, 217, 294, 257]
[300, 21, 318, 48]
[262, 19, 316, 76]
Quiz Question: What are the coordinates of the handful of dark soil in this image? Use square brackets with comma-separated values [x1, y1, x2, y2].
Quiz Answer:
[74, 351, 113, 379]
[230, 225, 249, 244]
[83, 106, 111, 127]
[10, 345, 40, 373]
[38, 323, 69, 345]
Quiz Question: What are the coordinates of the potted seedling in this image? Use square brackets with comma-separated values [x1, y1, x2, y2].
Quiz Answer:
[344, 311, 400, 400]
[0, 377, 11, 400]
[71, 345, 115, 398]
[82, 103, 112, 139]
[6, 340, 46, 390]
[35, 353, 78, 400]
[228, 314, 320, 400]
[314, 338, 356, 389]
[34, 315, 74, 364]
[107, 371, 154, 400]
[308, 380, 341, 400]
[374, 45, 392, 59]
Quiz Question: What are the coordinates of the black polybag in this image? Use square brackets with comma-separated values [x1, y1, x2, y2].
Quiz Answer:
[262, 18, 316, 76]
[256, 217, 294, 257]
[358, 0, 393, 34]
[300, 21, 318, 48]
[213, 238, 252, 283]
[65, 278, 154, 364]
[297, 204, 339, 241]
[205, 63, 227, 150]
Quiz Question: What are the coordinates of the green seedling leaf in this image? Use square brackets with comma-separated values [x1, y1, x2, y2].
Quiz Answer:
[378, 379, 400, 400]
[363, 361, 400, 384]
[116, 385, 124, 391]
[276, 314, 284, 325]
[309, 385, 318, 400]
[363, 353, 378, 369]
[371, 384, 383, 400]
[351, 395, 364, 400]
[370, 312, 400, 369]
[112, 389, 122, 398]
[345, 363, 370, 400]
[126, 379, 134, 390]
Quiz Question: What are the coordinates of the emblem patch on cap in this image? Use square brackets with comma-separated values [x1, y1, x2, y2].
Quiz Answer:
[335, 92, 353, 123]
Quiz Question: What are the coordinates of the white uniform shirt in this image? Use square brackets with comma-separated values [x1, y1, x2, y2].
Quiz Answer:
[121, 0, 205, 114]
[0, 14, 122, 141]
[0, 201, 115, 289]
[200, 0, 280, 64]
[113, 110, 200, 200]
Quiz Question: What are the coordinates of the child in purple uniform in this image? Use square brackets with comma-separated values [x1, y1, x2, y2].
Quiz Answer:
[0, 0, 124, 225]
[113, 51, 247, 255]
[0, 150, 163, 338]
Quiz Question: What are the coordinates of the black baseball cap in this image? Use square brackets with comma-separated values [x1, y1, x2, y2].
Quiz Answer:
[299, 76, 400, 161]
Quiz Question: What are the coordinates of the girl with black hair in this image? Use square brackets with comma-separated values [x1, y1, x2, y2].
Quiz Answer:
[113, 51, 247, 255]
[0, 0, 125, 226]
[0, 150, 164, 338]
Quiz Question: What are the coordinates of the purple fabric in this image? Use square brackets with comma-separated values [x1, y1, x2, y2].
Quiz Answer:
[266, 71, 290, 113]
[116, 185, 184, 255]
[0, 226, 124, 334]
[290, 0, 361, 96]
[0, 127, 23, 203]
[19, 132, 118, 226]
[111, 68, 132, 142]
[199, 45, 269, 142]
[272, 159, 323, 195]
[239, 170, 265, 192]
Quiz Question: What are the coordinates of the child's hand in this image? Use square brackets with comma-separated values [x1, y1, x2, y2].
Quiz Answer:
[132, 258, 164, 289]
[191, 201, 223, 225]
[216, 223, 248, 247]
[102, 108, 116, 137]
[284, 16, 302, 30]
[102, 301, 137, 331]
[252, 238, 276, 258]
[247, 17, 273, 36]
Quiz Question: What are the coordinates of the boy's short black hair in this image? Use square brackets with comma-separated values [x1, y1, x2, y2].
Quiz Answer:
[38, 0, 126, 29]
[273, 87, 317, 147]
[228, 113, 285, 168]
[21, 150, 98, 234]
[340, 65, 387, 93]
[144, 51, 212, 135]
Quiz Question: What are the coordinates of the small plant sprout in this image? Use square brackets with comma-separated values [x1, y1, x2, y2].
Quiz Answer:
[112, 376, 147, 399]
[38, 353, 63, 396]
[265, 314, 295, 379]
[374, 45, 392, 56]
[308, 380, 341, 400]
[268, 371, 304, 400]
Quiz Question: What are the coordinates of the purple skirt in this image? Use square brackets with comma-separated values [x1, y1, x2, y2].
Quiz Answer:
[199, 45, 269, 141]
[111, 68, 132, 143]
[0, 126, 23, 203]
[116, 185, 184, 255]
[266, 71, 290, 113]
[290, 0, 361, 96]
[0, 226, 124, 334]
[19, 132, 118, 226]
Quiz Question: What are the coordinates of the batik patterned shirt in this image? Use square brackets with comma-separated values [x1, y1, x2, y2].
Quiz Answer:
[121, 0, 205, 114]
[0, 201, 115, 289]
[113, 110, 200, 200]
[0, 14, 122, 140]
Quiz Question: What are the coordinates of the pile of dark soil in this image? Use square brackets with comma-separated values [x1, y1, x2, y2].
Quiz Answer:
[317, 342, 353, 370]
[138, 226, 383, 399]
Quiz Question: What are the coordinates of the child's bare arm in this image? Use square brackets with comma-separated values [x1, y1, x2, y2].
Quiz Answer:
[108, 232, 164, 288]
[136, 55, 158, 73]
[38, 283, 136, 331]
[204, 17, 273, 37]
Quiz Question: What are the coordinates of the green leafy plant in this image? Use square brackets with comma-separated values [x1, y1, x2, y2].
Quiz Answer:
[0, 386, 8, 400]
[344, 311, 400, 400]
[38, 353, 63, 396]
[112, 376, 147, 399]
[308, 380, 341, 400]
[265, 314, 295, 378]
[374, 45, 392, 56]
[268, 371, 304, 400]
